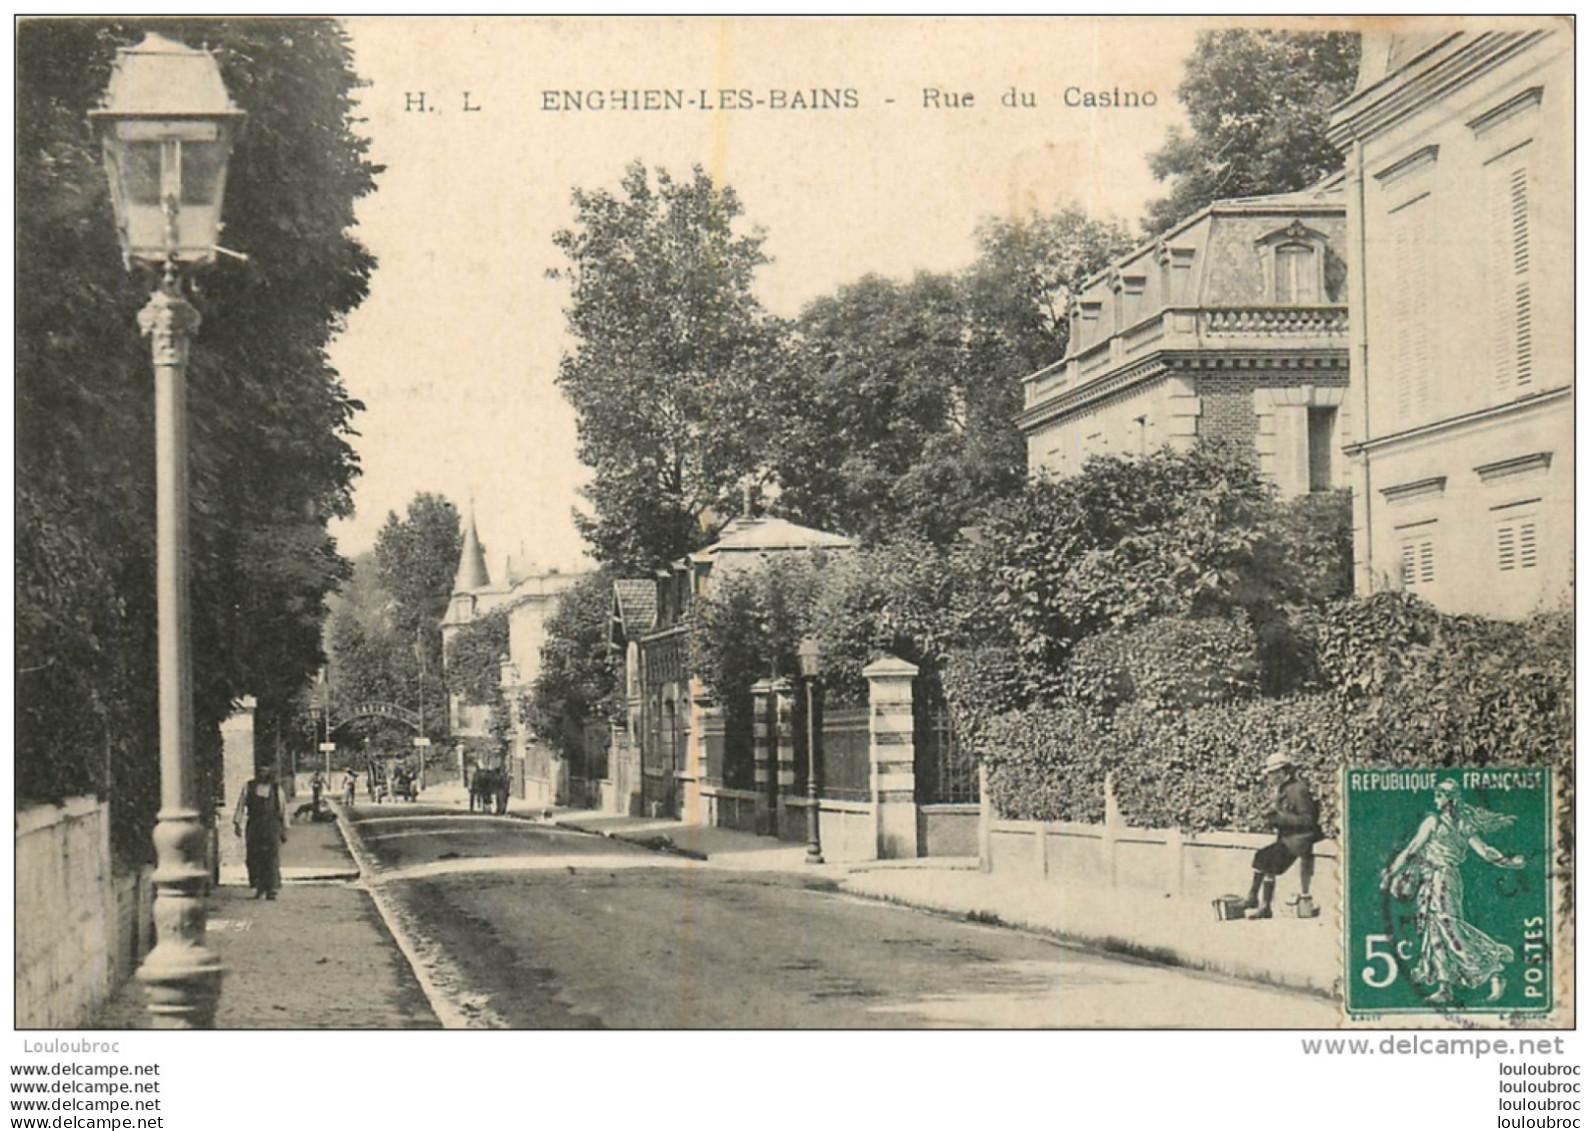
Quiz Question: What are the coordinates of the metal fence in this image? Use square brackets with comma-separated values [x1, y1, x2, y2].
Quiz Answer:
[819, 704, 872, 802]
[916, 709, 978, 804]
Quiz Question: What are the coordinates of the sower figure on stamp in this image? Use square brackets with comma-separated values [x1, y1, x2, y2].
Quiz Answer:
[1246, 752, 1323, 919]
[233, 763, 289, 900]
[1379, 779, 1524, 1005]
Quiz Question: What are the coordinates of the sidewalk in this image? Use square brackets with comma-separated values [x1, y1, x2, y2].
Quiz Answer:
[543, 807, 1338, 998]
[94, 811, 438, 1029]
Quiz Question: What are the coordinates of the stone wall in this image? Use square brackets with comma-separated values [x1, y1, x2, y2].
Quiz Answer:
[15, 798, 152, 1028]
[984, 813, 1339, 907]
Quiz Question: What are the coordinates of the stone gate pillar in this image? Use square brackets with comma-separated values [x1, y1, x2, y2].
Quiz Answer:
[864, 657, 919, 860]
[772, 679, 796, 838]
[750, 679, 775, 836]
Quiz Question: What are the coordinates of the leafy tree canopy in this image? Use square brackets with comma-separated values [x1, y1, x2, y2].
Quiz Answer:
[1143, 30, 1360, 235]
[767, 209, 1130, 547]
[552, 161, 777, 572]
[374, 491, 461, 683]
[528, 570, 621, 762]
[445, 609, 511, 706]
[323, 553, 448, 751]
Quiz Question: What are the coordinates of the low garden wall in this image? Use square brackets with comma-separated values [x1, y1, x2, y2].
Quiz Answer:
[983, 813, 1338, 905]
[16, 798, 152, 1028]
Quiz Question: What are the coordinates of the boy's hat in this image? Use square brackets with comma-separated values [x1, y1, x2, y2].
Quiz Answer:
[1263, 752, 1293, 774]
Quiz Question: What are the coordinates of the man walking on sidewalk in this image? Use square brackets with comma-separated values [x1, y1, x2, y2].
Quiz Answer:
[234, 763, 289, 900]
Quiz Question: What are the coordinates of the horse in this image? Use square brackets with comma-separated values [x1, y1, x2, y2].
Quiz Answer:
[469, 767, 510, 815]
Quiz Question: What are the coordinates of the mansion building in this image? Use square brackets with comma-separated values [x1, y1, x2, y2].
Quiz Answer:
[1017, 181, 1351, 500]
[440, 509, 584, 806]
[1329, 26, 1572, 618]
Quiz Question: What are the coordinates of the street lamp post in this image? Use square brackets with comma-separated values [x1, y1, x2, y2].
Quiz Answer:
[415, 627, 427, 790]
[797, 638, 824, 865]
[91, 33, 245, 1029]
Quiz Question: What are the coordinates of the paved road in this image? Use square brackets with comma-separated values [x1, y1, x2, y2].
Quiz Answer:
[344, 802, 1340, 1028]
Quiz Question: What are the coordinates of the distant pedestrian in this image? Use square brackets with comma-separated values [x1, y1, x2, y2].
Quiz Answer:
[309, 770, 326, 813]
[342, 769, 358, 807]
[233, 763, 289, 900]
[1245, 752, 1323, 919]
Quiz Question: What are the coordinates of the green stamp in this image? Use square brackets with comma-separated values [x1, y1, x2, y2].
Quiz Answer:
[1344, 767, 1553, 1017]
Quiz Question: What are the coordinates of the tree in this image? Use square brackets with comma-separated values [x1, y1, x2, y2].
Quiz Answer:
[528, 571, 620, 763]
[322, 553, 448, 752]
[970, 445, 1351, 714]
[443, 609, 512, 765]
[16, 19, 376, 858]
[768, 273, 971, 544]
[375, 494, 462, 635]
[552, 162, 777, 571]
[767, 210, 1129, 546]
[374, 491, 461, 689]
[1143, 30, 1360, 235]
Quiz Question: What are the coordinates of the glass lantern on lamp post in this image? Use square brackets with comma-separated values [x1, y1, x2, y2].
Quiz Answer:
[90, 32, 244, 1029]
[797, 637, 824, 865]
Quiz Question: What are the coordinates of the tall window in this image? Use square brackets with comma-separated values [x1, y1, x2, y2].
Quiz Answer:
[1275, 244, 1320, 303]
[1307, 406, 1337, 492]
[1389, 196, 1433, 423]
[1490, 154, 1534, 394]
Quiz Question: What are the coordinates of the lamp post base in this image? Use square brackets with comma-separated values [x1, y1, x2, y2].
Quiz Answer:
[137, 810, 223, 1027]
[805, 847, 825, 865]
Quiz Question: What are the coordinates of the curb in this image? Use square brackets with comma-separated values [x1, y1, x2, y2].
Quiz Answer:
[550, 819, 709, 861]
[328, 801, 506, 1029]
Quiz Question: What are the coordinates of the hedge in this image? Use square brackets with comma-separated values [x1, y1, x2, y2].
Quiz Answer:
[975, 595, 1572, 839]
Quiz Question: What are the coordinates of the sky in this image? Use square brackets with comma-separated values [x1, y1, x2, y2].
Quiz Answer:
[326, 16, 1208, 574]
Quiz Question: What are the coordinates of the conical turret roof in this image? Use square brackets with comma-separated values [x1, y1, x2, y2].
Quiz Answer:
[453, 507, 490, 593]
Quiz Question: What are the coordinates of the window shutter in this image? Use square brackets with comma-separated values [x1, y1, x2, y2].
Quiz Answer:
[1400, 536, 1436, 588]
[1497, 524, 1517, 571]
[1496, 518, 1539, 572]
[1494, 162, 1534, 393]
[1391, 199, 1432, 422]
[1519, 521, 1538, 570]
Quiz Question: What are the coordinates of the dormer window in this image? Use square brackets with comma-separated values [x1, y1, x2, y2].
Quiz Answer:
[1071, 298, 1104, 349]
[1112, 271, 1147, 329]
[1275, 244, 1319, 303]
[1256, 219, 1329, 304]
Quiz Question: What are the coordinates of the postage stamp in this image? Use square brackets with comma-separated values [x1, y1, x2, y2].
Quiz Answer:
[1343, 768, 1554, 1018]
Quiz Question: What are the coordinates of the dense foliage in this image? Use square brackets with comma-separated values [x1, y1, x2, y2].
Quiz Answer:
[1144, 30, 1361, 235]
[554, 160, 1130, 563]
[444, 609, 511, 706]
[323, 550, 449, 755]
[528, 570, 621, 763]
[16, 19, 377, 858]
[444, 608, 512, 765]
[979, 596, 1572, 838]
[689, 554, 827, 703]
[552, 162, 778, 572]
[375, 493, 461, 645]
[970, 447, 1347, 714]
